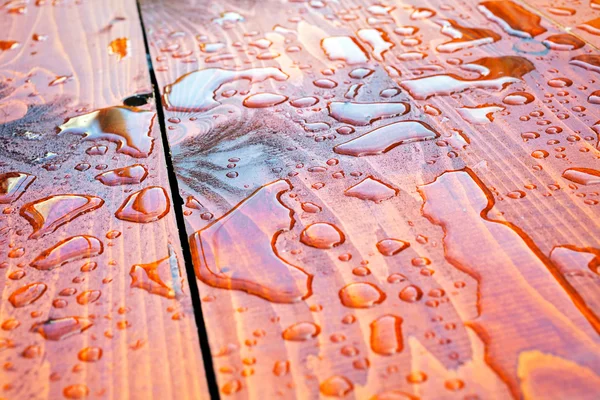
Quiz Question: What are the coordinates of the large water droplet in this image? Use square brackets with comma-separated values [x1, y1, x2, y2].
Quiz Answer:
[21, 194, 104, 239]
[334, 121, 439, 156]
[95, 164, 148, 186]
[562, 168, 600, 185]
[78, 346, 103, 362]
[339, 282, 386, 308]
[243, 92, 288, 108]
[130, 252, 180, 299]
[377, 239, 410, 256]
[59, 106, 155, 158]
[30, 236, 103, 271]
[31, 317, 93, 340]
[300, 222, 345, 249]
[328, 101, 409, 126]
[9, 282, 47, 308]
[115, 186, 170, 223]
[282, 321, 320, 341]
[399, 285, 423, 303]
[190, 180, 312, 303]
[321, 36, 368, 64]
[320, 375, 354, 397]
[0, 172, 35, 204]
[478, 0, 546, 38]
[370, 314, 403, 355]
[344, 177, 397, 202]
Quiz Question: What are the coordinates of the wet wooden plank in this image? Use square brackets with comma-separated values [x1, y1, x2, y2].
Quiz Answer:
[140, 0, 600, 398]
[0, 1, 208, 398]
[519, 0, 600, 48]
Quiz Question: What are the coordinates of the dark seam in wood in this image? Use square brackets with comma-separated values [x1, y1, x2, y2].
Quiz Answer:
[134, 2, 222, 398]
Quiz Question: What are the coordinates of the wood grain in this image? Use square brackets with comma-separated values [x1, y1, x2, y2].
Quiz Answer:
[0, 1, 208, 399]
[142, 0, 600, 398]
[519, 0, 600, 49]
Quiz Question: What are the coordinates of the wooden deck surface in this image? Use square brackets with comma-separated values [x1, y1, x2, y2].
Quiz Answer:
[2, 0, 600, 398]
[0, 1, 208, 399]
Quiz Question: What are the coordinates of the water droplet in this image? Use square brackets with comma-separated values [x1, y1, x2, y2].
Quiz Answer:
[221, 379, 242, 395]
[458, 105, 505, 124]
[338, 281, 386, 309]
[115, 186, 170, 223]
[578, 18, 600, 36]
[130, 254, 179, 299]
[328, 101, 409, 126]
[290, 96, 319, 108]
[349, 68, 374, 79]
[63, 384, 89, 399]
[544, 34, 585, 51]
[0, 40, 19, 51]
[387, 273, 407, 283]
[321, 36, 368, 64]
[300, 222, 345, 249]
[357, 28, 393, 61]
[377, 239, 410, 256]
[78, 346, 103, 362]
[563, 168, 600, 185]
[531, 150, 549, 159]
[570, 55, 600, 73]
[21, 194, 104, 239]
[548, 77, 572, 88]
[370, 315, 403, 355]
[76, 290, 101, 305]
[320, 375, 353, 397]
[313, 78, 337, 89]
[478, 1, 546, 38]
[8, 247, 24, 258]
[301, 202, 322, 213]
[406, 370, 427, 384]
[273, 360, 290, 376]
[394, 26, 419, 36]
[411, 8, 435, 19]
[96, 164, 148, 186]
[32, 317, 93, 340]
[22, 344, 42, 359]
[190, 180, 312, 303]
[399, 285, 423, 303]
[507, 190, 526, 199]
[503, 92, 534, 105]
[334, 121, 439, 156]
[0, 172, 35, 204]
[445, 378, 465, 391]
[344, 177, 397, 202]
[282, 321, 320, 341]
[30, 235, 103, 271]
[243, 92, 288, 108]
[59, 106, 155, 158]
[9, 282, 47, 308]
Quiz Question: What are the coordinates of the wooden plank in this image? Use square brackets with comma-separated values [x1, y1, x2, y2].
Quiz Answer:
[140, 0, 600, 398]
[519, 0, 600, 48]
[0, 1, 209, 399]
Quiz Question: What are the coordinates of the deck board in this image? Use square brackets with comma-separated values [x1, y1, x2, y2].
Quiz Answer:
[140, 0, 600, 398]
[0, 1, 208, 399]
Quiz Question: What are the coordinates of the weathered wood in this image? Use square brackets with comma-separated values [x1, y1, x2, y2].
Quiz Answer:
[0, 1, 208, 398]
[144, 0, 600, 398]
